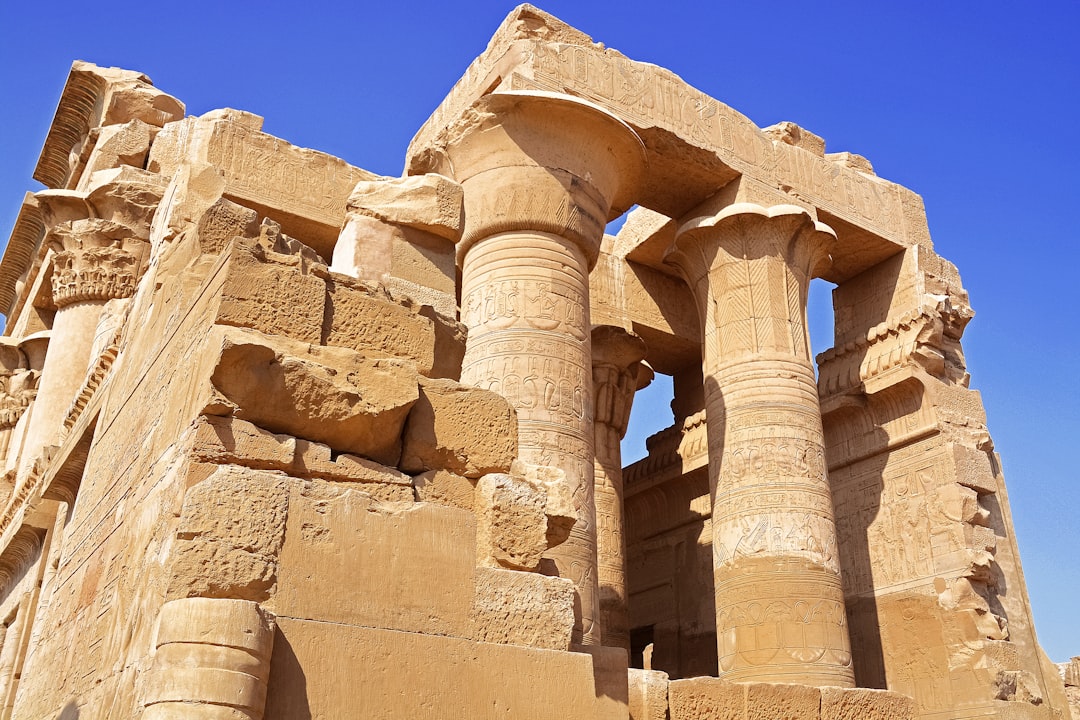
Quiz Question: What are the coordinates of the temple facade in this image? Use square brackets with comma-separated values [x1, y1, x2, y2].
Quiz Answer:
[0, 5, 1073, 719]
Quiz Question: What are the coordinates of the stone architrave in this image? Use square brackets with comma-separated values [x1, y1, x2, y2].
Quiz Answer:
[667, 203, 855, 687]
[412, 90, 645, 645]
[591, 325, 652, 653]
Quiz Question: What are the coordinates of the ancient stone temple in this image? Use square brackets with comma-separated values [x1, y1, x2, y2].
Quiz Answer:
[0, 5, 1072, 719]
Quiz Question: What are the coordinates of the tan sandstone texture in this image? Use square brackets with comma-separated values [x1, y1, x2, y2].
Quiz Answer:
[0, 5, 1071, 720]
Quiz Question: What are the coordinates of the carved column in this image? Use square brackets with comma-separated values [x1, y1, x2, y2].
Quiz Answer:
[592, 325, 652, 653]
[143, 598, 274, 719]
[16, 227, 143, 490]
[667, 204, 854, 686]
[0, 344, 33, 469]
[425, 91, 644, 645]
[16, 174, 161, 483]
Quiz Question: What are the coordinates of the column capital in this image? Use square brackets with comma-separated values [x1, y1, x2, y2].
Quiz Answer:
[37, 170, 165, 309]
[667, 204, 836, 364]
[591, 326, 651, 437]
[412, 91, 645, 267]
[668, 203, 835, 292]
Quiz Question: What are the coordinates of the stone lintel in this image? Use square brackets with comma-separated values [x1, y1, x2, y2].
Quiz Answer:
[0, 194, 44, 320]
[407, 5, 928, 283]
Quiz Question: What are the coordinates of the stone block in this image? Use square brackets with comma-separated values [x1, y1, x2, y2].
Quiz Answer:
[191, 414, 297, 472]
[272, 488, 477, 637]
[413, 469, 475, 511]
[166, 466, 289, 601]
[76, 119, 155, 191]
[820, 687, 915, 720]
[206, 327, 418, 466]
[1066, 657, 1080, 687]
[189, 415, 413, 497]
[148, 110, 375, 259]
[322, 277, 437, 374]
[419, 304, 468, 380]
[629, 669, 669, 720]
[400, 377, 517, 477]
[512, 460, 576, 548]
[951, 441, 999, 494]
[293, 440, 412, 494]
[263, 618, 626, 720]
[669, 676, 745, 720]
[475, 472, 547, 571]
[215, 239, 327, 343]
[346, 173, 464, 240]
[196, 197, 261, 256]
[745, 682, 821, 720]
[471, 567, 575, 650]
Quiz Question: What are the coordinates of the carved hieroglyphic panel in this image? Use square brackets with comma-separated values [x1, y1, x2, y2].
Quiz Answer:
[831, 436, 957, 599]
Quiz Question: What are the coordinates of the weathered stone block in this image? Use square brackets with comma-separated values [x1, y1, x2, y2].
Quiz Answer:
[215, 239, 327, 343]
[206, 327, 418, 466]
[76, 119, 156, 191]
[669, 677, 745, 720]
[399, 377, 517, 477]
[148, 110, 375, 259]
[475, 472, 547, 571]
[166, 466, 289, 601]
[629, 669, 669, 720]
[272, 487, 477, 637]
[189, 414, 413, 497]
[820, 687, 915, 720]
[471, 567, 574, 650]
[322, 277, 437, 374]
[413, 469, 475, 511]
[264, 618, 626, 720]
[196, 197, 260, 255]
[347, 173, 464, 240]
[745, 682, 821, 720]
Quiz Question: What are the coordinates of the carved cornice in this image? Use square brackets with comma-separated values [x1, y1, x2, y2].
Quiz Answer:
[34, 61, 183, 190]
[817, 297, 973, 400]
[0, 194, 45, 317]
[61, 331, 120, 437]
[0, 527, 44, 599]
[623, 409, 710, 489]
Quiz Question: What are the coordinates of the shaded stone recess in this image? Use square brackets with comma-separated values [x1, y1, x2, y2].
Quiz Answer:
[0, 5, 1068, 720]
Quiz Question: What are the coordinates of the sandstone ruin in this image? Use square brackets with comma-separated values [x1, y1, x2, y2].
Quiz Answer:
[0, 6, 1072, 719]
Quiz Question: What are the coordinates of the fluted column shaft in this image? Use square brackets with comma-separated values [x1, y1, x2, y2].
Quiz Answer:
[592, 326, 651, 653]
[668, 204, 854, 687]
[432, 91, 644, 645]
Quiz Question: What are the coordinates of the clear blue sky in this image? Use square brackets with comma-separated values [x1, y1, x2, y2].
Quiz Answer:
[1, 1, 1077, 661]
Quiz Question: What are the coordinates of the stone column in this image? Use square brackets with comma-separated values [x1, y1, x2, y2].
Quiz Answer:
[16, 173, 161, 483]
[667, 203, 854, 687]
[143, 598, 274, 720]
[428, 91, 644, 645]
[17, 221, 142, 483]
[592, 325, 652, 653]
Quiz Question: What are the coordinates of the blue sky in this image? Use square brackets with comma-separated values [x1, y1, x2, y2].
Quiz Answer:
[1, 1, 1077, 661]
